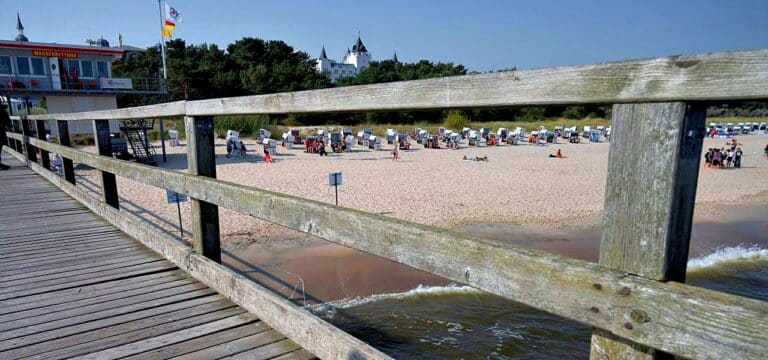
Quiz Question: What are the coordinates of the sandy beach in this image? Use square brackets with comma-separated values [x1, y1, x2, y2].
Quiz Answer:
[71, 132, 768, 302]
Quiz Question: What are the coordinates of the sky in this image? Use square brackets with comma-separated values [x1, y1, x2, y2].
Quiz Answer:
[2, 0, 767, 72]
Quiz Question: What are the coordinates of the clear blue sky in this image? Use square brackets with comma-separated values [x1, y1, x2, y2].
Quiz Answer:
[3, 0, 767, 71]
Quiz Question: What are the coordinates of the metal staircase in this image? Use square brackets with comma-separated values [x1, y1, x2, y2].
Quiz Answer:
[119, 119, 156, 165]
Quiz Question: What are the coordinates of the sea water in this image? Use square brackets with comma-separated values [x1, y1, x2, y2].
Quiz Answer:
[307, 222, 768, 359]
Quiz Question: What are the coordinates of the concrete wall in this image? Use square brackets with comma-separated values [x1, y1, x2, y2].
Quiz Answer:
[46, 95, 119, 136]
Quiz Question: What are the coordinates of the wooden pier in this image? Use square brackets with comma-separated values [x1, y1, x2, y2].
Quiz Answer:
[0, 158, 313, 360]
[2, 49, 768, 359]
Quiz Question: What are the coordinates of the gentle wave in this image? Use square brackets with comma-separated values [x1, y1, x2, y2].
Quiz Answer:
[687, 245, 768, 271]
[309, 284, 480, 314]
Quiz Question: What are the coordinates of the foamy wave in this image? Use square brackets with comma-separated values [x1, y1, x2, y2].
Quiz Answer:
[687, 246, 768, 271]
[309, 284, 480, 313]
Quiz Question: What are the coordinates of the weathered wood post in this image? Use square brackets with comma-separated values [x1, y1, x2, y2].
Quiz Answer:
[184, 115, 221, 263]
[590, 103, 706, 359]
[56, 120, 76, 185]
[20, 115, 37, 163]
[92, 119, 119, 209]
[35, 120, 50, 170]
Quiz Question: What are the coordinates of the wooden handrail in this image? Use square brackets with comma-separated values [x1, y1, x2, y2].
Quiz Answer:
[22, 48, 768, 121]
[8, 132, 768, 359]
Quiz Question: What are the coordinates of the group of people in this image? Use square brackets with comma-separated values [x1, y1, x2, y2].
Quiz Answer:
[705, 139, 743, 169]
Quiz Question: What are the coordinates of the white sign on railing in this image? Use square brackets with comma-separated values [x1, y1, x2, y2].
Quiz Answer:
[99, 78, 133, 89]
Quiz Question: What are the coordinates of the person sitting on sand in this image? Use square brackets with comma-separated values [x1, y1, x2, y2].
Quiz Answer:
[548, 149, 566, 158]
[263, 150, 273, 163]
[462, 155, 488, 162]
[704, 148, 712, 168]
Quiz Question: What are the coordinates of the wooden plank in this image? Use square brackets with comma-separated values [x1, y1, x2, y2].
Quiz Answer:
[0, 272, 185, 315]
[120, 322, 271, 360]
[0, 241, 140, 270]
[1, 252, 159, 282]
[0, 261, 177, 300]
[0, 283, 210, 333]
[0, 246, 151, 276]
[35, 119, 50, 170]
[27, 101, 186, 121]
[0, 237, 136, 260]
[0, 295, 225, 353]
[0, 278, 194, 323]
[184, 116, 221, 263]
[56, 120, 75, 184]
[590, 103, 707, 359]
[12, 144, 766, 359]
[185, 49, 768, 115]
[171, 329, 286, 360]
[92, 119, 119, 209]
[71, 313, 257, 360]
[224, 338, 302, 360]
[272, 349, 317, 360]
[598, 103, 705, 280]
[0, 259, 170, 295]
[8, 302, 241, 360]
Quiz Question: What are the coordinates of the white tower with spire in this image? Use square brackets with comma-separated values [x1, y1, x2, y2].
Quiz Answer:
[314, 35, 374, 84]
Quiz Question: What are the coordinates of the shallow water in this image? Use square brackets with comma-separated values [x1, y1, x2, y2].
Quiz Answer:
[307, 215, 767, 359]
[223, 202, 767, 358]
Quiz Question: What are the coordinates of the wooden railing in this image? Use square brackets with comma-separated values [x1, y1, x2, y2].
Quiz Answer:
[5, 48, 768, 359]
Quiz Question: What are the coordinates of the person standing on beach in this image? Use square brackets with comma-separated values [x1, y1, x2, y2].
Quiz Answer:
[0, 105, 11, 170]
[734, 147, 743, 168]
[392, 143, 399, 161]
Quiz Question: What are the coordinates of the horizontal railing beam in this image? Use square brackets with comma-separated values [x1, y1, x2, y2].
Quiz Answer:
[18, 49, 768, 121]
[10, 132, 767, 360]
[26, 101, 186, 121]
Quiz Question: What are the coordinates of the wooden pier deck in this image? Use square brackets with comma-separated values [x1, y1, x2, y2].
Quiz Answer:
[0, 157, 314, 360]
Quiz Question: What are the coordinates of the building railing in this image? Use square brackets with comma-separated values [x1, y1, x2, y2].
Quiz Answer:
[0, 74, 166, 96]
[5, 48, 768, 360]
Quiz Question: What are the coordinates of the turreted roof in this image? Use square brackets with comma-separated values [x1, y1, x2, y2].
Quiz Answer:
[319, 46, 327, 59]
[392, 50, 398, 63]
[15, 12, 28, 42]
[351, 36, 367, 53]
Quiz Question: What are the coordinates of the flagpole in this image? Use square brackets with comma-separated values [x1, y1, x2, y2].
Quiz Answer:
[157, 0, 168, 80]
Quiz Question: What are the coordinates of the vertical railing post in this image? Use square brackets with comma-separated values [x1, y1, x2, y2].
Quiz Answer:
[93, 119, 119, 209]
[35, 119, 50, 170]
[11, 117, 21, 152]
[56, 120, 76, 185]
[20, 115, 37, 163]
[590, 102, 706, 359]
[184, 115, 221, 263]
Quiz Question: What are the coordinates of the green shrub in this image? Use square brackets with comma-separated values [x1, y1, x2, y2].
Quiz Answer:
[443, 110, 471, 130]
[518, 107, 546, 121]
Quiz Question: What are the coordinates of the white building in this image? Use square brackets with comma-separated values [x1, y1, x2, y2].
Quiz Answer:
[315, 37, 372, 84]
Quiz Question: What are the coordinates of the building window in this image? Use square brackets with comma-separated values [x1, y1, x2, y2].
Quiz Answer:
[66, 59, 80, 78]
[30, 58, 45, 75]
[81, 60, 94, 78]
[16, 57, 31, 75]
[0, 56, 10, 74]
[97, 61, 109, 78]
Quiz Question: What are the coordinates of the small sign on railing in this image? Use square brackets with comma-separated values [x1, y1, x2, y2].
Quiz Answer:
[166, 189, 189, 238]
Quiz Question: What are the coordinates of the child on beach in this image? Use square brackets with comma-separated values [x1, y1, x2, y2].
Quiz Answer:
[548, 149, 566, 158]
[392, 144, 399, 161]
[263, 150, 273, 163]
